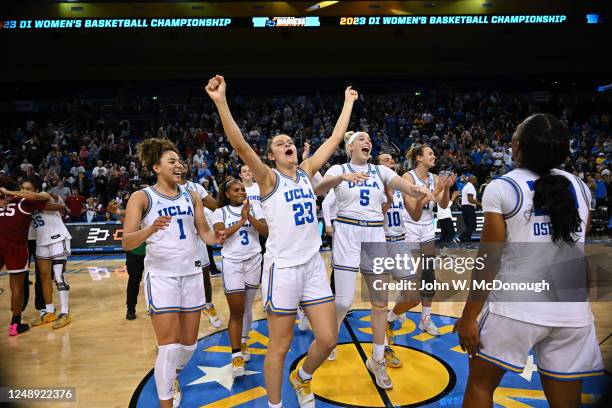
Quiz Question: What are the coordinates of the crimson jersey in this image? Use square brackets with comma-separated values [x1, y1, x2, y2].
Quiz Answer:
[0, 197, 47, 246]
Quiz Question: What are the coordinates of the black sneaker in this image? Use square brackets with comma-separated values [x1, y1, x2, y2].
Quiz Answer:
[126, 310, 136, 320]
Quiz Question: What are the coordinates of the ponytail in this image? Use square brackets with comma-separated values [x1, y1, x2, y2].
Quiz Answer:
[533, 174, 581, 242]
[518, 114, 580, 243]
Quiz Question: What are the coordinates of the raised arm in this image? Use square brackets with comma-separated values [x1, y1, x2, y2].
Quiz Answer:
[205, 75, 275, 192]
[0, 187, 50, 202]
[300, 87, 358, 177]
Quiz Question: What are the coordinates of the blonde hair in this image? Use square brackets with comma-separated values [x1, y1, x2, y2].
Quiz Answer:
[344, 131, 369, 159]
[406, 145, 428, 170]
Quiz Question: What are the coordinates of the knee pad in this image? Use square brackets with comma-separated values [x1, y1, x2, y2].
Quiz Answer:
[155, 343, 181, 400]
[420, 257, 436, 298]
[175, 342, 197, 372]
[52, 260, 69, 291]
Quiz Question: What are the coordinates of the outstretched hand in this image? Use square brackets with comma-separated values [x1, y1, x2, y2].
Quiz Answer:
[205, 75, 227, 103]
[340, 172, 369, 184]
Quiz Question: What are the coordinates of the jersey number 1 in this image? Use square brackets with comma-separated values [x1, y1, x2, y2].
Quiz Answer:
[177, 219, 186, 240]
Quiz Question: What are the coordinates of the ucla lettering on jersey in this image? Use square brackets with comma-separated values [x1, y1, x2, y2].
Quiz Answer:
[212, 204, 263, 260]
[329, 163, 394, 224]
[141, 185, 200, 277]
[261, 168, 321, 268]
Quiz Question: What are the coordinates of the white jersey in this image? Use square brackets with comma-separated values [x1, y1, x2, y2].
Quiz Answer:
[245, 183, 261, 210]
[321, 189, 337, 227]
[326, 163, 396, 223]
[182, 180, 209, 200]
[482, 168, 592, 327]
[212, 204, 263, 260]
[31, 199, 71, 246]
[141, 185, 201, 277]
[404, 170, 436, 225]
[261, 168, 321, 268]
[28, 224, 37, 240]
[384, 189, 406, 240]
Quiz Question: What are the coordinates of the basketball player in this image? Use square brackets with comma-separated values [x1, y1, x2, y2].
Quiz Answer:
[21, 179, 72, 329]
[212, 177, 267, 378]
[377, 153, 408, 368]
[314, 132, 435, 389]
[455, 114, 604, 407]
[178, 159, 222, 328]
[0, 180, 51, 336]
[206, 75, 355, 408]
[122, 138, 225, 408]
[387, 146, 455, 336]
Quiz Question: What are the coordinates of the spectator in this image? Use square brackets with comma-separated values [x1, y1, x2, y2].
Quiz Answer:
[460, 175, 480, 242]
[65, 188, 86, 222]
[75, 171, 90, 196]
[49, 179, 70, 201]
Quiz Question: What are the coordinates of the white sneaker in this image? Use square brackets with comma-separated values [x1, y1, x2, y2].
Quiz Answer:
[232, 356, 245, 378]
[172, 379, 182, 408]
[419, 315, 440, 336]
[202, 305, 222, 328]
[366, 357, 393, 389]
[241, 343, 251, 362]
[327, 347, 336, 361]
[290, 369, 315, 408]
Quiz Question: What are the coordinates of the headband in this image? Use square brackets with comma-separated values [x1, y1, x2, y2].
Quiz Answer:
[346, 131, 368, 146]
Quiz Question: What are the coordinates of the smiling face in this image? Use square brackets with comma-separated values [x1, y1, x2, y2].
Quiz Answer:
[377, 153, 396, 171]
[267, 134, 297, 169]
[153, 150, 182, 184]
[240, 165, 253, 182]
[348, 133, 372, 163]
[226, 180, 246, 206]
[417, 147, 436, 169]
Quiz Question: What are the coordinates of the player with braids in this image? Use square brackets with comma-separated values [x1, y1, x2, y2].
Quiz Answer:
[455, 114, 604, 407]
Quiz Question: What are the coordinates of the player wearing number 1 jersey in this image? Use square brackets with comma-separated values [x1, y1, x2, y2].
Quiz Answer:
[122, 138, 225, 408]
[206, 75, 357, 408]
[212, 177, 268, 378]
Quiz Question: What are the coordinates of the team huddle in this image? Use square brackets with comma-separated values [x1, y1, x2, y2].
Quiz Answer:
[0, 76, 605, 408]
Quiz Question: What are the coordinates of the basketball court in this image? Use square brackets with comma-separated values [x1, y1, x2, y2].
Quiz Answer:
[1, 251, 609, 407]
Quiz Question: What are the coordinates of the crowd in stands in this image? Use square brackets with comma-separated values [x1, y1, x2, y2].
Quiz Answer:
[1, 90, 610, 223]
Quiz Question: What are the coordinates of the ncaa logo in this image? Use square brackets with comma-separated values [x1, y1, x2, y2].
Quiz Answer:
[86, 227, 110, 244]
[129, 310, 609, 407]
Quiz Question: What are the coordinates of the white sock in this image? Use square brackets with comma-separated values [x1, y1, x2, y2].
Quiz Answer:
[298, 366, 312, 381]
[268, 402, 283, 408]
[231, 351, 242, 360]
[242, 288, 256, 338]
[422, 306, 432, 320]
[59, 291, 69, 315]
[155, 343, 181, 400]
[52, 261, 69, 314]
[387, 310, 399, 322]
[373, 343, 385, 362]
[45, 304, 54, 314]
[241, 336, 248, 345]
[39, 309, 45, 317]
[175, 343, 197, 372]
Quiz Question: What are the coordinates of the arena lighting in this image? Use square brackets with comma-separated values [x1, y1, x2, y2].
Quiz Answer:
[586, 14, 600, 24]
[597, 84, 612, 92]
[306, 1, 339, 11]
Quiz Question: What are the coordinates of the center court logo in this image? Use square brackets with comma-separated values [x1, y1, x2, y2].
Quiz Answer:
[130, 310, 607, 407]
